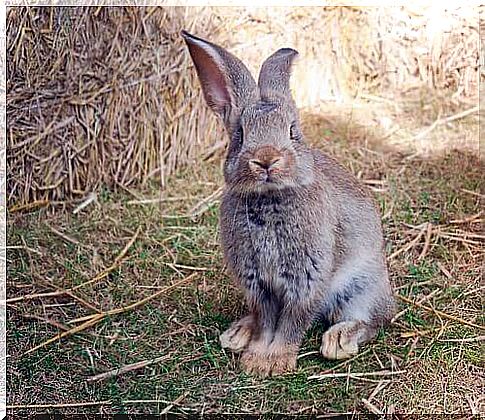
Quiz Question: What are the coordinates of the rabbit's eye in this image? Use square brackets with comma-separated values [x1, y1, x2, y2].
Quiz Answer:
[231, 125, 244, 151]
[290, 122, 301, 141]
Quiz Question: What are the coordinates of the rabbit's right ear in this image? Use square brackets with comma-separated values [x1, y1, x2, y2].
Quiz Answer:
[181, 31, 258, 130]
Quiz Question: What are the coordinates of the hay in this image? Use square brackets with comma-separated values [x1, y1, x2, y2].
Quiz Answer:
[7, 6, 480, 207]
[216, 6, 479, 107]
[7, 6, 224, 205]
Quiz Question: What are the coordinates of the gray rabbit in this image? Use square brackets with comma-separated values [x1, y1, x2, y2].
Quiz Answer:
[182, 31, 395, 377]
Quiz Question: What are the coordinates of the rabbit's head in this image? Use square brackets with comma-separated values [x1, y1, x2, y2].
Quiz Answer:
[182, 31, 314, 193]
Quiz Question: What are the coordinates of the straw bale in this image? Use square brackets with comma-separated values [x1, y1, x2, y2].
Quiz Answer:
[7, 6, 480, 206]
[7, 6, 224, 205]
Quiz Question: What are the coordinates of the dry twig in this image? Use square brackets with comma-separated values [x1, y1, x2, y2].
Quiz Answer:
[411, 106, 478, 141]
[392, 288, 440, 323]
[397, 294, 484, 331]
[87, 354, 172, 382]
[389, 223, 428, 260]
[160, 392, 189, 415]
[23, 273, 198, 355]
[439, 336, 485, 343]
[8, 200, 50, 213]
[361, 398, 383, 415]
[309, 369, 406, 380]
[8, 401, 112, 410]
[418, 222, 434, 260]
[189, 187, 223, 217]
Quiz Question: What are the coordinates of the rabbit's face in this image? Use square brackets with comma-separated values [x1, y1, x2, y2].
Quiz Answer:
[224, 101, 314, 193]
[181, 31, 313, 192]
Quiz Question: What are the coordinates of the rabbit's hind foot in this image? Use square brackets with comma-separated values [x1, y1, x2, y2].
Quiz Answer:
[320, 320, 375, 360]
[219, 315, 255, 353]
[241, 341, 298, 377]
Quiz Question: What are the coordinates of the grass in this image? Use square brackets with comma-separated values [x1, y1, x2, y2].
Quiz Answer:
[6, 110, 484, 416]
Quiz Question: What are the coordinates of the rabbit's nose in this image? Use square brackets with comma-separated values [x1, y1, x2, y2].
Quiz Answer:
[249, 157, 281, 171]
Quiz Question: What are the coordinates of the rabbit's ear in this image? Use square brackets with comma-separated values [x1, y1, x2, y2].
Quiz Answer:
[258, 48, 298, 101]
[181, 31, 258, 128]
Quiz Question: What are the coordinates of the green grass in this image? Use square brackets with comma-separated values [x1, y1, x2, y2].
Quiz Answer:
[7, 114, 484, 416]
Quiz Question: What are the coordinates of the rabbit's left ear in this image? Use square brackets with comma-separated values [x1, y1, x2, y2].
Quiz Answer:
[181, 31, 259, 131]
[258, 48, 298, 101]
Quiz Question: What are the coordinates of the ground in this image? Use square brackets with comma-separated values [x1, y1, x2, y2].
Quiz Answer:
[6, 103, 484, 416]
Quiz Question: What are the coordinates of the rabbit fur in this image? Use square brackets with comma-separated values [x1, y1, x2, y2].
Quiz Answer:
[181, 30, 395, 377]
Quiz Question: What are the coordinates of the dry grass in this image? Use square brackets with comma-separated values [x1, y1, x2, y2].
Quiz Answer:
[7, 107, 483, 415]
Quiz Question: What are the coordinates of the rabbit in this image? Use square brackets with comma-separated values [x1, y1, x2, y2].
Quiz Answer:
[181, 30, 395, 377]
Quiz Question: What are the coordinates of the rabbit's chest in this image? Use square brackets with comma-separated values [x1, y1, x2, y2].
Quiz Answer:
[243, 194, 296, 243]
[234, 195, 320, 298]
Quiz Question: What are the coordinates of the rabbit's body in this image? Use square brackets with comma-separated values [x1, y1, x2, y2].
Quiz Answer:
[182, 31, 395, 376]
[220, 151, 393, 367]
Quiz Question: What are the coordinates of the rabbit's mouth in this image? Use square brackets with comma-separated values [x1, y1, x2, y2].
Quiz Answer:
[260, 173, 276, 184]
[252, 169, 285, 185]
[251, 174, 295, 192]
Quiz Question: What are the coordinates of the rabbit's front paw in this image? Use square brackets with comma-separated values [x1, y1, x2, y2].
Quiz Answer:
[241, 342, 298, 377]
[220, 315, 255, 353]
[320, 321, 361, 360]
